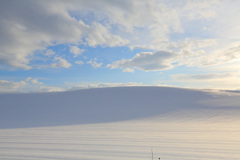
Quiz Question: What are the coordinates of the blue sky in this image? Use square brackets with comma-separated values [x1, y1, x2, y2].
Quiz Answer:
[0, 0, 240, 92]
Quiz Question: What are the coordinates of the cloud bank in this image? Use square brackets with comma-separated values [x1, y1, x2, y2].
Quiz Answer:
[0, 0, 224, 70]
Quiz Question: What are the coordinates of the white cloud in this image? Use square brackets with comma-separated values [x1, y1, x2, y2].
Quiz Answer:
[51, 57, 72, 68]
[69, 46, 84, 57]
[0, 0, 129, 69]
[123, 68, 135, 73]
[150, 39, 239, 70]
[68, 82, 143, 90]
[0, 0, 239, 72]
[0, 79, 27, 93]
[109, 39, 240, 74]
[183, 0, 219, 20]
[162, 38, 217, 55]
[75, 60, 84, 65]
[0, 77, 55, 93]
[172, 73, 235, 81]
[180, 43, 240, 68]
[37, 86, 64, 92]
[25, 77, 43, 85]
[0, 78, 143, 93]
[45, 49, 55, 57]
[108, 51, 178, 72]
[171, 72, 240, 90]
[86, 23, 129, 47]
[0, 0, 196, 69]
[87, 58, 103, 68]
[0, 1, 82, 69]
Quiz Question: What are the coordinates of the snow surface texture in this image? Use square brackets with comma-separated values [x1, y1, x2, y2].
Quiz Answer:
[0, 86, 240, 160]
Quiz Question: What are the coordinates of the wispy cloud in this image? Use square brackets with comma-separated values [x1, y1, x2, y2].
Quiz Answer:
[0, 0, 130, 69]
[87, 58, 103, 69]
[172, 73, 235, 81]
[45, 49, 55, 57]
[108, 51, 177, 72]
[68, 82, 143, 91]
[171, 73, 240, 90]
[50, 57, 72, 68]
[0, 77, 63, 93]
[75, 60, 84, 65]
[0, 77, 143, 93]
[69, 46, 84, 57]
[0, 0, 238, 70]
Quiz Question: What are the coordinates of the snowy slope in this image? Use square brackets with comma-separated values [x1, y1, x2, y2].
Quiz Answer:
[0, 86, 240, 128]
[0, 86, 240, 160]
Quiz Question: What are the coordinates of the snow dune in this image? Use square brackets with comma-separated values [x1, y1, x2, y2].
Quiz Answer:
[1, 86, 239, 129]
[0, 86, 240, 160]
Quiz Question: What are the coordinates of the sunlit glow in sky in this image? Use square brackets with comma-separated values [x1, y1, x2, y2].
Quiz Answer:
[1, 0, 240, 92]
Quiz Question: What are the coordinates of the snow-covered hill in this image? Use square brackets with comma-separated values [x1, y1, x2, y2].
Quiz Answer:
[1, 86, 240, 160]
[1, 86, 239, 128]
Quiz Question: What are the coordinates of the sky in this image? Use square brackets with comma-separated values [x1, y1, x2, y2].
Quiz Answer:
[0, 0, 240, 93]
